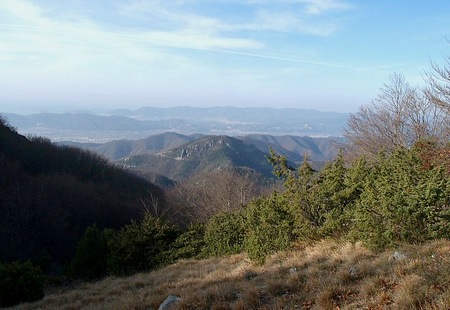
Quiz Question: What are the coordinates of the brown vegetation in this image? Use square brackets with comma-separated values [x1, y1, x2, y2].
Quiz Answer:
[13, 239, 450, 309]
[166, 169, 270, 225]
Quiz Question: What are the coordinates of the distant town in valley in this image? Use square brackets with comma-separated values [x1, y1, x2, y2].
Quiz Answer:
[4, 106, 348, 142]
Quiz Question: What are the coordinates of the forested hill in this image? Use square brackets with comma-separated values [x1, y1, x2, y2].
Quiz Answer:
[0, 116, 165, 272]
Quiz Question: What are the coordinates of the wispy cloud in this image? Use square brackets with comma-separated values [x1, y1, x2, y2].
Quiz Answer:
[1, 0, 46, 24]
[244, 0, 352, 14]
[242, 9, 339, 35]
[0, 0, 264, 73]
[118, 0, 352, 35]
[0, 0, 362, 112]
[297, 0, 353, 15]
[0, 0, 354, 62]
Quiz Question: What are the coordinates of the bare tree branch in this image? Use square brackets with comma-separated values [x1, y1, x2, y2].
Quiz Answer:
[345, 73, 449, 160]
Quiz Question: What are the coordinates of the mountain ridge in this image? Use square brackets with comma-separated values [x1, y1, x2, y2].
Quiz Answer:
[118, 135, 276, 181]
[3, 106, 348, 142]
[61, 132, 341, 163]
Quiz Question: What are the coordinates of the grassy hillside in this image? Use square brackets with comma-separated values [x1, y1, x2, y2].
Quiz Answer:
[13, 239, 450, 309]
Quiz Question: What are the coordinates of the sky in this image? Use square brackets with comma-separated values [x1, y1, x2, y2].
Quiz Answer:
[1, 0, 450, 114]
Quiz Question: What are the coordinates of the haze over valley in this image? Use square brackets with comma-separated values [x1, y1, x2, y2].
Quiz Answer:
[4, 106, 348, 143]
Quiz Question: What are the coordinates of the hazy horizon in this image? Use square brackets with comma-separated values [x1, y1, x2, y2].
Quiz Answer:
[2, 104, 352, 116]
[1, 1, 450, 115]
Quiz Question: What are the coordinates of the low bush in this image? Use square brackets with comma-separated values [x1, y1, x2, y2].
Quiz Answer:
[108, 213, 179, 275]
[203, 211, 246, 257]
[168, 224, 206, 261]
[244, 194, 296, 264]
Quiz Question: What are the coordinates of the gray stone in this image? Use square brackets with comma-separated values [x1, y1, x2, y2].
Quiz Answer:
[348, 266, 358, 278]
[158, 295, 181, 310]
[388, 251, 407, 262]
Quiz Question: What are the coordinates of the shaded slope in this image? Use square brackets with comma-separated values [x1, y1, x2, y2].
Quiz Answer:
[0, 117, 165, 269]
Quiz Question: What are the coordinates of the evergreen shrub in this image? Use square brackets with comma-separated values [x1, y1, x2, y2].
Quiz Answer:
[168, 223, 206, 261]
[244, 194, 295, 264]
[65, 225, 113, 280]
[107, 213, 179, 275]
[203, 211, 246, 257]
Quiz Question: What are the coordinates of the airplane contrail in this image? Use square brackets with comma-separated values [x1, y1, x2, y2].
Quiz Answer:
[219, 49, 349, 68]
[214, 49, 386, 73]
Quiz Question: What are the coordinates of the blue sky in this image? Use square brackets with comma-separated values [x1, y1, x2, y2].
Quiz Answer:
[1, 0, 449, 114]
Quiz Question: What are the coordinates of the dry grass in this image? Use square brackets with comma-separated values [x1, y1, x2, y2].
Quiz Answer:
[10, 239, 450, 310]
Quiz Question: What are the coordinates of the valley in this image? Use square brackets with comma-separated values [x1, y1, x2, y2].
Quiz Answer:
[4, 106, 348, 143]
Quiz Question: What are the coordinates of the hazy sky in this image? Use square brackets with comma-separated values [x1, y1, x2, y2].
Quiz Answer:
[1, 0, 449, 114]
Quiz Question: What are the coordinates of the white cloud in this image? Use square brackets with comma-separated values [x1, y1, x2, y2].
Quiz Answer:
[244, 0, 352, 14]
[242, 0, 352, 35]
[0, 0, 264, 74]
[0, 0, 46, 24]
[242, 9, 338, 35]
[118, 0, 351, 36]
[297, 0, 353, 15]
[0, 0, 358, 76]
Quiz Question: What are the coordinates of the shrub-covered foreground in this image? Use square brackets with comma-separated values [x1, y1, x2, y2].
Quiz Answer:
[65, 142, 450, 281]
[12, 239, 450, 309]
[6, 142, 449, 307]
[204, 142, 450, 263]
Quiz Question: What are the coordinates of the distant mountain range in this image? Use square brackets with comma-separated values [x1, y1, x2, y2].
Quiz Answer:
[2, 106, 347, 182]
[62, 132, 343, 182]
[3, 106, 349, 142]
[62, 132, 197, 161]
[63, 132, 341, 162]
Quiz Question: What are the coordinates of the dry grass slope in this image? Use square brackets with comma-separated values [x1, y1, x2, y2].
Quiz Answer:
[12, 239, 450, 310]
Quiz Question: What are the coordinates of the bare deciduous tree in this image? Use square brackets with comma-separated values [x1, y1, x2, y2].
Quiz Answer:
[344, 73, 448, 160]
[138, 190, 165, 217]
[425, 55, 450, 112]
[166, 168, 267, 225]
[424, 54, 450, 139]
